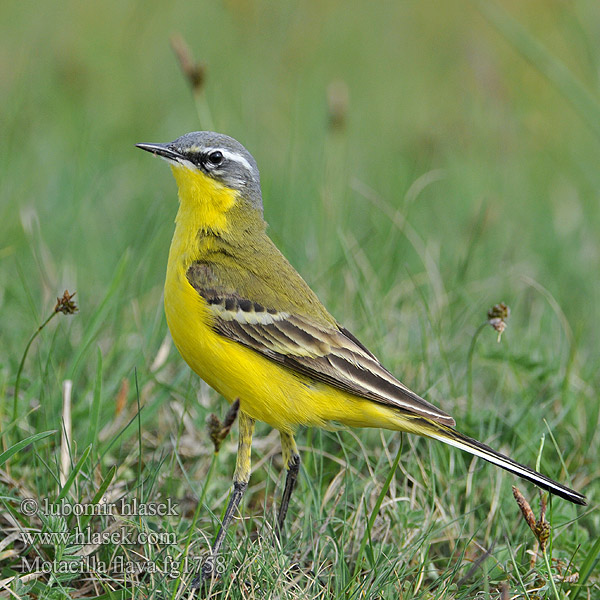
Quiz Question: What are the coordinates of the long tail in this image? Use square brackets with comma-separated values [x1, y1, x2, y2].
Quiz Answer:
[424, 423, 586, 505]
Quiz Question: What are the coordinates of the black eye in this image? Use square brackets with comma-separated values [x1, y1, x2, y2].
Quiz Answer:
[207, 151, 224, 167]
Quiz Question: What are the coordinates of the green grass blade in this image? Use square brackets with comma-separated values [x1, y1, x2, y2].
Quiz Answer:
[87, 347, 103, 450]
[352, 441, 402, 581]
[0, 430, 56, 468]
[572, 535, 600, 600]
[56, 443, 92, 502]
[80, 464, 117, 530]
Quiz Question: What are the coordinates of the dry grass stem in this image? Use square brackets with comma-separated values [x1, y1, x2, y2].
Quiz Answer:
[60, 379, 73, 486]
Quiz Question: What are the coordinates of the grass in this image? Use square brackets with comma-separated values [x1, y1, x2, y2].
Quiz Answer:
[1, 0, 599, 598]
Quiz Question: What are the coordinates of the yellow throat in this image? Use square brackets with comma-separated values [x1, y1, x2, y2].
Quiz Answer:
[167, 164, 239, 268]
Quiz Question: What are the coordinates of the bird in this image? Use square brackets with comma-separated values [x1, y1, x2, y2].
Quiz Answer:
[136, 131, 586, 577]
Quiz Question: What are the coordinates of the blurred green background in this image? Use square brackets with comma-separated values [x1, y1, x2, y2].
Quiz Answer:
[1, 0, 598, 595]
[2, 0, 600, 343]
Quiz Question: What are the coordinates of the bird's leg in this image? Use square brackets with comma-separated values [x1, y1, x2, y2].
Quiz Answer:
[201, 410, 255, 581]
[276, 431, 301, 539]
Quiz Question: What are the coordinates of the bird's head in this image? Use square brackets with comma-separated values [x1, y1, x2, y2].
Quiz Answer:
[137, 132, 263, 221]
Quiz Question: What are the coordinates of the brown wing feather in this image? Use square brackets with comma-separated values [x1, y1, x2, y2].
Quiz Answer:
[194, 281, 455, 426]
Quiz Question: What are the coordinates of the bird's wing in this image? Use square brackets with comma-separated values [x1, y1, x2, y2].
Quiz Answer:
[190, 269, 455, 427]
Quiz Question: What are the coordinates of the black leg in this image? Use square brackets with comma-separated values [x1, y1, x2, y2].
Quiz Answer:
[195, 410, 255, 585]
[201, 480, 248, 580]
[277, 432, 301, 539]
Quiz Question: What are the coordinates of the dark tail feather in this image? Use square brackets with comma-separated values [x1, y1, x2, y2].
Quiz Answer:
[425, 424, 586, 506]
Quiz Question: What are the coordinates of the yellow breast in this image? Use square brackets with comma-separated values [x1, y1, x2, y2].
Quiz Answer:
[162, 165, 316, 430]
[164, 252, 315, 431]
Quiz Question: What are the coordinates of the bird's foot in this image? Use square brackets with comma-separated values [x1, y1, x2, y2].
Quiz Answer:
[206, 399, 240, 452]
[190, 557, 220, 590]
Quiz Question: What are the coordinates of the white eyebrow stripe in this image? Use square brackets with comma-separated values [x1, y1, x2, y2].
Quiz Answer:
[205, 147, 254, 174]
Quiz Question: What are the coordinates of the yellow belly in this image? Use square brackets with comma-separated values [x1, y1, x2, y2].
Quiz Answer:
[164, 259, 419, 435]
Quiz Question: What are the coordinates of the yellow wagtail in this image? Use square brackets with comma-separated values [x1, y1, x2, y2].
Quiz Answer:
[137, 131, 585, 576]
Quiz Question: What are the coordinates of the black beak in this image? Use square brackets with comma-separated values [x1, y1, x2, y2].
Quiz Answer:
[135, 142, 183, 162]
